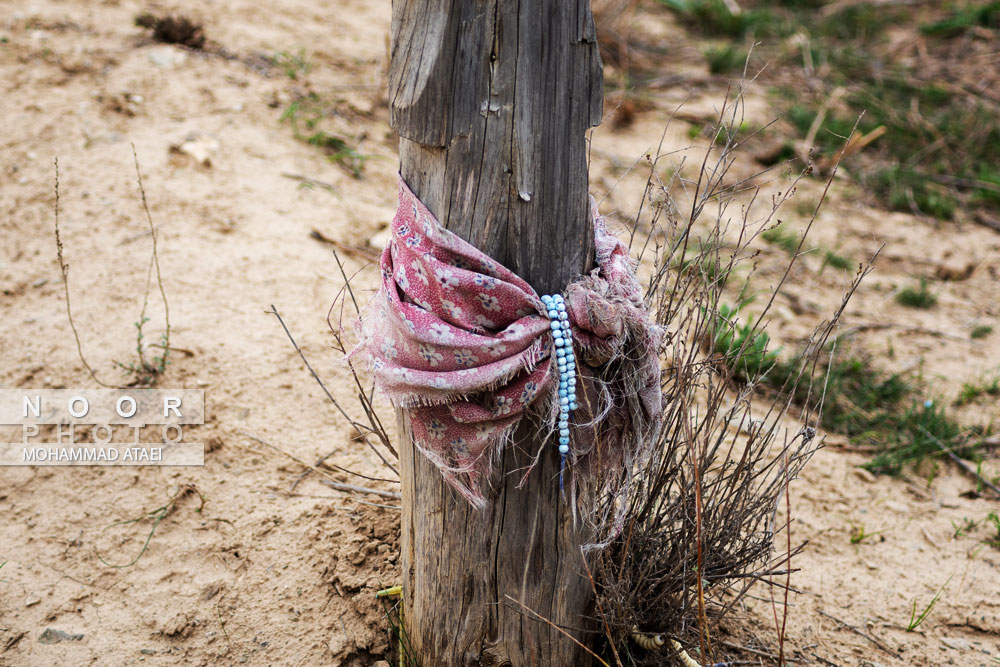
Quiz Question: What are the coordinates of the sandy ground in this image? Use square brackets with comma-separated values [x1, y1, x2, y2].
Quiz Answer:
[0, 1, 998, 665]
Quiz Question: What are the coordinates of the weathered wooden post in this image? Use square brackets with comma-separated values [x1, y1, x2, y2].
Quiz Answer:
[389, 1, 603, 664]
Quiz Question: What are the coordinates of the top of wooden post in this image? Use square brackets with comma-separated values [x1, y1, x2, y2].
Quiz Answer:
[389, 0, 604, 294]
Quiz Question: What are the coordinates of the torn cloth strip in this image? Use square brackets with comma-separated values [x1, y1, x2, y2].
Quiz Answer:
[358, 175, 662, 508]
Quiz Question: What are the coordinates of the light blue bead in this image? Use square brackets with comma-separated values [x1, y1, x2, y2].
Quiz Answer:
[550, 321, 560, 331]
[559, 311, 568, 321]
[569, 401, 578, 410]
[556, 348, 565, 357]
[560, 397, 568, 406]
[559, 436, 570, 445]
[558, 388, 567, 397]
[554, 337, 565, 347]
[559, 427, 569, 437]
[558, 443, 569, 454]
[541, 294, 553, 302]
[559, 419, 568, 427]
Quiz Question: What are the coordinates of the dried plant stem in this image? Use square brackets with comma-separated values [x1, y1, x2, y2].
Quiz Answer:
[237, 430, 400, 500]
[267, 304, 398, 474]
[502, 595, 610, 667]
[132, 143, 171, 377]
[589, 82, 875, 665]
[580, 548, 624, 667]
[816, 609, 900, 659]
[53, 157, 115, 388]
[920, 426, 1000, 498]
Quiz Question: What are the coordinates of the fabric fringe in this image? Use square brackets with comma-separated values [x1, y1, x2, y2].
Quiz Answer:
[355, 176, 662, 539]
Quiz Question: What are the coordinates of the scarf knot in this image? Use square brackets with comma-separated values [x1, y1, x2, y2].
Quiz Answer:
[357, 176, 662, 508]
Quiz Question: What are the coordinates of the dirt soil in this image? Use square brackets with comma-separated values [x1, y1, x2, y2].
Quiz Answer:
[1, 1, 998, 666]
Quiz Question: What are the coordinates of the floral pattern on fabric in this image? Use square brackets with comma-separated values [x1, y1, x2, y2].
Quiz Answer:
[358, 175, 662, 508]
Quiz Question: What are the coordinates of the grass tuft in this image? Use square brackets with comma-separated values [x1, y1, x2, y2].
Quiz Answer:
[280, 96, 369, 177]
[895, 278, 937, 309]
[906, 575, 951, 632]
[272, 48, 311, 80]
[986, 512, 1000, 549]
[655, 2, 1000, 220]
[920, 2, 1000, 36]
[708, 302, 781, 380]
[659, 0, 779, 38]
[822, 249, 852, 271]
[704, 44, 747, 74]
[863, 400, 978, 475]
[970, 324, 994, 340]
[761, 222, 801, 256]
[955, 376, 1000, 406]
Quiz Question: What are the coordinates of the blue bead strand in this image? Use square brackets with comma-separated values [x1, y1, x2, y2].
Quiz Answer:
[541, 294, 576, 467]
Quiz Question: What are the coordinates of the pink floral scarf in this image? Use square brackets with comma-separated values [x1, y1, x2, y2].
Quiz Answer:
[358, 176, 662, 508]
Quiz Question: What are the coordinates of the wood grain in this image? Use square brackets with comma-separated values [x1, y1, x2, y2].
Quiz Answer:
[391, 0, 603, 664]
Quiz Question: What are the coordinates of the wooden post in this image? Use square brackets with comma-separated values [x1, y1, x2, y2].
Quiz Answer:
[390, 1, 603, 664]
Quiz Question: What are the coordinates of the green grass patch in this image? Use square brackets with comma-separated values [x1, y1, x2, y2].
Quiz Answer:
[971, 324, 994, 340]
[821, 249, 852, 271]
[972, 165, 1000, 206]
[660, 2, 1000, 219]
[761, 222, 800, 255]
[921, 2, 1000, 36]
[764, 347, 992, 475]
[272, 48, 311, 80]
[806, 356, 910, 437]
[864, 400, 978, 475]
[986, 512, 1000, 548]
[786, 104, 871, 155]
[658, 0, 781, 38]
[956, 376, 1000, 406]
[280, 95, 369, 177]
[896, 278, 938, 309]
[704, 44, 748, 74]
[708, 302, 780, 380]
[849, 523, 882, 544]
[868, 168, 958, 220]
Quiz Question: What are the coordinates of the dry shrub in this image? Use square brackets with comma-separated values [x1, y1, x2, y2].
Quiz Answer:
[590, 85, 874, 665]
